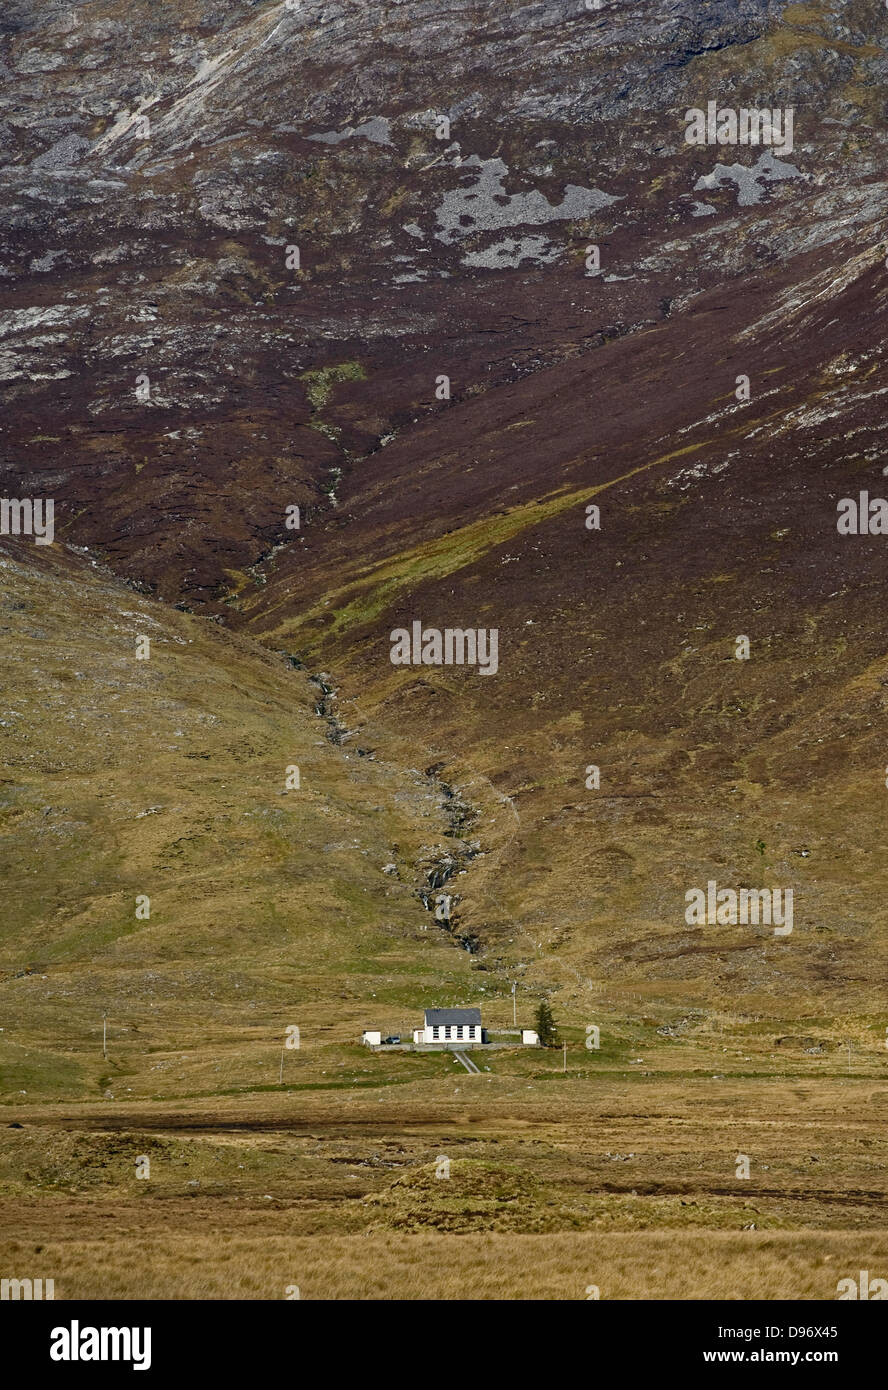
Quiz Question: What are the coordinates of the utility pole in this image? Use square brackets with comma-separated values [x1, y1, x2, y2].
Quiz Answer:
[511, 981, 517, 1027]
[279, 1044, 286, 1086]
[102, 1013, 107, 1060]
[563, 1040, 567, 1073]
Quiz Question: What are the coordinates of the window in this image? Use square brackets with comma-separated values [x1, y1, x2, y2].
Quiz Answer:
[432, 1026, 439, 1040]
[445, 1026, 451, 1039]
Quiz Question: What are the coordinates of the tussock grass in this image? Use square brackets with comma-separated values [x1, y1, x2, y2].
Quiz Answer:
[2, 1217, 884, 1300]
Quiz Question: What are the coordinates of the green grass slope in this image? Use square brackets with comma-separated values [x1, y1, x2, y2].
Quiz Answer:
[0, 540, 481, 1103]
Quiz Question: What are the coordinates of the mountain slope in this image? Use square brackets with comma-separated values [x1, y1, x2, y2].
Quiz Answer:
[0, 538, 479, 1101]
[3, 0, 888, 1036]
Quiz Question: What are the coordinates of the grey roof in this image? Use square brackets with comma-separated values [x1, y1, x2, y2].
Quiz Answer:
[425, 1008, 482, 1026]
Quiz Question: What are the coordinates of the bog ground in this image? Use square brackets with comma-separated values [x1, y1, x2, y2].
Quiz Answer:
[3, 1075, 888, 1299]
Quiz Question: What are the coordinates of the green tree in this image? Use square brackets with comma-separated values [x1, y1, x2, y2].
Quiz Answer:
[534, 998, 559, 1047]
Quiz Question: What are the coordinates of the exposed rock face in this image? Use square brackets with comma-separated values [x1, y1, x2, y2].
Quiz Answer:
[3, 1, 888, 1005]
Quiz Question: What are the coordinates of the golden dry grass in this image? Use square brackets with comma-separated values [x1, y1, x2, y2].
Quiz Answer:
[2, 1211, 885, 1300]
[2, 1072, 886, 1298]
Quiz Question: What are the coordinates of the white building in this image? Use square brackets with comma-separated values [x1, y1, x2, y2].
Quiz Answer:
[361, 1030, 382, 1046]
[417, 1007, 482, 1046]
[522, 1029, 540, 1046]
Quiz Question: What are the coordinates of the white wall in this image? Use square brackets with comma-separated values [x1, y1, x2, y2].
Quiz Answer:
[423, 1025, 481, 1044]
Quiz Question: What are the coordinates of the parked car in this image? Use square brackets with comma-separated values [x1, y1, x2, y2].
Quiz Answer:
[383, 1034, 401, 1045]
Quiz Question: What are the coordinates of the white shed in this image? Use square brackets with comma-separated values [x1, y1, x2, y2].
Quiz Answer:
[362, 1030, 382, 1046]
[522, 1029, 540, 1046]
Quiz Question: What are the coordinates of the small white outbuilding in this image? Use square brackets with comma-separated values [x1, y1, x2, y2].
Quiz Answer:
[362, 1030, 382, 1046]
[522, 1029, 540, 1046]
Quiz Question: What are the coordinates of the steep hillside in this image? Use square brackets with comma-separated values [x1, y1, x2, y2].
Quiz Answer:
[242, 242, 888, 1015]
[3, 0, 888, 1019]
[0, 537, 481, 1102]
[3, 0, 886, 597]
